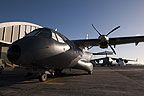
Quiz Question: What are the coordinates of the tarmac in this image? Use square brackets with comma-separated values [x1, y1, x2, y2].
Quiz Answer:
[1, 65, 144, 96]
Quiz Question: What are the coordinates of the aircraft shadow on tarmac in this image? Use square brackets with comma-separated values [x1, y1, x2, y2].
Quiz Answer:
[0, 70, 88, 87]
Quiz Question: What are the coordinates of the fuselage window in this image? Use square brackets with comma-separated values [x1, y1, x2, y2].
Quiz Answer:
[56, 34, 65, 43]
[52, 32, 57, 41]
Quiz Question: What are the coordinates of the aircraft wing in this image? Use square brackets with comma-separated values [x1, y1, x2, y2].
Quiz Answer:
[0, 40, 11, 47]
[122, 58, 137, 62]
[111, 58, 118, 61]
[111, 57, 137, 62]
[72, 36, 144, 48]
[72, 38, 99, 48]
[109, 36, 144, 45]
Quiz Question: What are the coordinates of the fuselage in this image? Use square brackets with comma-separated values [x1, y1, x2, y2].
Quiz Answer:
[7, 28, 93, 72]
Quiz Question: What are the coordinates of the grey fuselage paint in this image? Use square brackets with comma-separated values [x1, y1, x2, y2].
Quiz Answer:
[7, 28, 93, 72]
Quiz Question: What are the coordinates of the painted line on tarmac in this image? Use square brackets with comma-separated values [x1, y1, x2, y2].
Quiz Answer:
[23, 81, 36, 83]
[41, 82, 64, 85]
[23, 78, 64, 85]
[40, 78, 65, 85]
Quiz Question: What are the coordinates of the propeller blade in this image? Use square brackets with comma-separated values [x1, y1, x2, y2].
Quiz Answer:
[106, 26, 120, 36]
[107, 42, 116, 55]
[91, 24, 102, 36]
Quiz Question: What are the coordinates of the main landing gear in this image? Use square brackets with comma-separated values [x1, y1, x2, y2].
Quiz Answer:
[38, 69, 63, 82]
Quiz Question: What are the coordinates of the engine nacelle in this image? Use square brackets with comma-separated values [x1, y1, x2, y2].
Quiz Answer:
[124, 60, 128, 63]
[99, 41, 108, 48]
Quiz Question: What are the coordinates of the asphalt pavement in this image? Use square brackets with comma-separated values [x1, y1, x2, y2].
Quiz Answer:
[1, 66, 144, 96]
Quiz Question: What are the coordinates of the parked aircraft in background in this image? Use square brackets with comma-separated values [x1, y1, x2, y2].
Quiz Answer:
[0, 24, 144, 82]
[91, 51, 138, 66]
[111, 57, 138, 66]
[91, 51, 114, 66]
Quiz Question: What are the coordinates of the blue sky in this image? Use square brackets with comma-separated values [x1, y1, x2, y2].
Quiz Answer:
[0, 0, 144, 64]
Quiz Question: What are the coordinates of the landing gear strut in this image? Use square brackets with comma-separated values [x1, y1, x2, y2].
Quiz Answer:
[38, 69, 63, 82]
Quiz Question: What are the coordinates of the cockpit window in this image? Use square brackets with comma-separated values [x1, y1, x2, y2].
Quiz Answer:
[26, 28, 51, 38]
[52, 32, 58, 41]
[56, 34, 65, 43]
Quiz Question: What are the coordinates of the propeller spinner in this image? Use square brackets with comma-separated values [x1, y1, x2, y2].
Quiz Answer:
[91, 24, 120, 55]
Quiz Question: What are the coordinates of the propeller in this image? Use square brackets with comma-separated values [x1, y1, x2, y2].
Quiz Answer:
[106, 26, 120, 36]
[91, 24, 102, 36]
[107, 42, 116, 55]
[91, 24, 120, 55]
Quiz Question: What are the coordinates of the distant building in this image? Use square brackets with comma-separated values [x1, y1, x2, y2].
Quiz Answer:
[0, 22, 42, 63]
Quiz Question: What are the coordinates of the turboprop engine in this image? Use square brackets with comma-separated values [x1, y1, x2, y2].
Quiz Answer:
[91, 24, 120, 55]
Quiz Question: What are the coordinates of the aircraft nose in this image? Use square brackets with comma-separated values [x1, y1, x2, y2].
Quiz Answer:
[7, 45, 21, 62]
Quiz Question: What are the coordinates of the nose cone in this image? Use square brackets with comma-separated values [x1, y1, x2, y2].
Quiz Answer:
[7, 45, 21, 63]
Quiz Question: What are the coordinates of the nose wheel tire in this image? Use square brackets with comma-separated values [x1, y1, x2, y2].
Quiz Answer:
[39, 73, 47, 82]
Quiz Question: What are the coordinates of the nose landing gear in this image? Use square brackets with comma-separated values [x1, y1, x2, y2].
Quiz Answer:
[39, 73, 48, 82]
[38, 69, 63, 82]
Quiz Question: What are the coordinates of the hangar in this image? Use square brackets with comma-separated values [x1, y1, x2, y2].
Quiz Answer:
[0, 22, 42, 64]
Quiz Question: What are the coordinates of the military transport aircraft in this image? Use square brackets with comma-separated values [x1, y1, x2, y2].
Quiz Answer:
[0, 24, 144, 82]
[91, 51, 113, 66]
[111, 57, 138, 66]
[91, 51, 137, 66]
